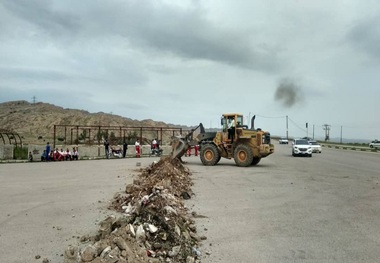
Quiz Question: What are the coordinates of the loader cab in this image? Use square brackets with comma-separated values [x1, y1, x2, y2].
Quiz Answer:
[263, 132, 271, 144]
[221, 113, 244, 142]
[221, 114, 243, 131]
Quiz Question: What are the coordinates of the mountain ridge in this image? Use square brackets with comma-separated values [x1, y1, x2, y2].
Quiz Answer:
[0, 100, 189, 144]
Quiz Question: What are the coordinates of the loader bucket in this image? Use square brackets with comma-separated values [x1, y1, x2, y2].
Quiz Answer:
[170, 137, 189, 159]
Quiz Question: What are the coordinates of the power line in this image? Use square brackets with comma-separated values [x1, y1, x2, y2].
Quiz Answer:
[323, 124, 331, 141]
[256, 114, 287, 119]
[288, 117, 307, 133]
[314, 123, 380, 129]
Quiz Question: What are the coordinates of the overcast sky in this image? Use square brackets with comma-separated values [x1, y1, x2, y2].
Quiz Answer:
[1, 0, 379, 141]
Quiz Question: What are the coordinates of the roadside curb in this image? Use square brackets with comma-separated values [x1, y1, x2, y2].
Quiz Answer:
[321, 144, 378, 153]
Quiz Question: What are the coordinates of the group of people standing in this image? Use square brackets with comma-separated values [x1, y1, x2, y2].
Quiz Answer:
[103, 138, 160, 159]
[104, 139, 130, 159]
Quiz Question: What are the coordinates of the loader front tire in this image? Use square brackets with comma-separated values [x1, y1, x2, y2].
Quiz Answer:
[200, 144, 220, 166]
[234, 144, 253, 167]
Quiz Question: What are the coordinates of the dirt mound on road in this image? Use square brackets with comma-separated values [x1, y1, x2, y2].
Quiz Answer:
[64, 157, 204, 263]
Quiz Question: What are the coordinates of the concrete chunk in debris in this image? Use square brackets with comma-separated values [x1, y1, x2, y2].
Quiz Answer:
[163, 205, 177, 215]
[81, 245, 97, 262]
[64, 245, 80, 263]
[168, 245, 181, 257]
[136, 224, 146, 242]
[127, 223, 135, 237]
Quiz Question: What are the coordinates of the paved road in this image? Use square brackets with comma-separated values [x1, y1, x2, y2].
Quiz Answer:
[187, 144, 380, 263]
[0, 145, 379, 263]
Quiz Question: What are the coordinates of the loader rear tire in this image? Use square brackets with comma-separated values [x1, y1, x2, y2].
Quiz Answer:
[234, 144, 253, 167]
[200, 144, 220, 166]
[251, 157, 261, 166]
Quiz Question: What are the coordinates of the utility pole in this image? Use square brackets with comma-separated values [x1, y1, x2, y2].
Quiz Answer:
[323, 124, 331, 142]
[306, 122, 308, 138]
[313, 124, 315, 140]
[31, 96, 37, 104]
[286, 115, 288, 139]
[340, 126, 343, 144]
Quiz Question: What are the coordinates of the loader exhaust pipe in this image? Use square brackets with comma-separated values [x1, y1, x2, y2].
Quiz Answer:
[250, 115, 256, 130]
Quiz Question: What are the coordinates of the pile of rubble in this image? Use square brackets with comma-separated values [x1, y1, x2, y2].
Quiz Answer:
[64, 157, 205, 263]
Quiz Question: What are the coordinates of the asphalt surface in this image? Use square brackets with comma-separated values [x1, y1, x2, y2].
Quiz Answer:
[0, 144, 379, 263]
[187, 144, 380, 263]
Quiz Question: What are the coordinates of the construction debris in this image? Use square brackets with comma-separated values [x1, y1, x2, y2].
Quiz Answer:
[64, 156, 205, 263]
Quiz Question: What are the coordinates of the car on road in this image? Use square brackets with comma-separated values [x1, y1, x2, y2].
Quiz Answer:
[279, 137, 289, 144]
[292, 139, 313, 157]
[369, 140, 380, 148]
[308, 140, 322, 153]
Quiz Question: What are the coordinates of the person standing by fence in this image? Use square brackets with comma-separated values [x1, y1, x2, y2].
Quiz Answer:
[135, 139, 141, 158]
[123, 141, 128, 158]
[104, 139, 110, 159]
[45, 142, 51, 161]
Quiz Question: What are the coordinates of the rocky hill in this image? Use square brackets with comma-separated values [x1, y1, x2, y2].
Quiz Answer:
[0, 100, 185, 145]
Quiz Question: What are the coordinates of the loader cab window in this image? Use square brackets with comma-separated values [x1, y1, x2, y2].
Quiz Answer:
[236, 116, 243, 127]
[263, 132, 271, 144]
[221, 117, 228, 132]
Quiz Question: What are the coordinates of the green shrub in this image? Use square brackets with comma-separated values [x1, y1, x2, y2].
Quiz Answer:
[14, 147, 28, 160]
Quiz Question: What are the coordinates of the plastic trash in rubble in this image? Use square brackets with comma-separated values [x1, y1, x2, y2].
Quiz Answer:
[141, 195, 150, 206]
[147, 250, 156, 258]
[100, 246, 112, 259]
[192, 247, 201, 257]
[147, 224, 158, 233]
[122, 203, 134, 215]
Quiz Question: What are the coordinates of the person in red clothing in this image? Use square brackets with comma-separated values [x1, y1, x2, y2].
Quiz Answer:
[152, 139, 157, 149]
[49, 150, 54, 161]
[186, 146, 192, 157]
[194, 145, 199, 156]
[135, 139, 141, 158]
[54, 148, 64, 161]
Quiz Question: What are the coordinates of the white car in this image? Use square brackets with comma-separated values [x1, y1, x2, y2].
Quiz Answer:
[279, 137, 289, 144]
[308, 140, 322, 153]
[292, 139, 313, 157]
[369, 140, 380, 149]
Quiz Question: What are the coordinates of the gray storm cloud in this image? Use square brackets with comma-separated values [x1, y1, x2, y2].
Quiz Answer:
[274, 79, 304, 108]
[0, 0, 281, 73]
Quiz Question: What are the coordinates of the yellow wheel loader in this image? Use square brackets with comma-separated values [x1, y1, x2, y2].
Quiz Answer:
[171, 113, 274, 167]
